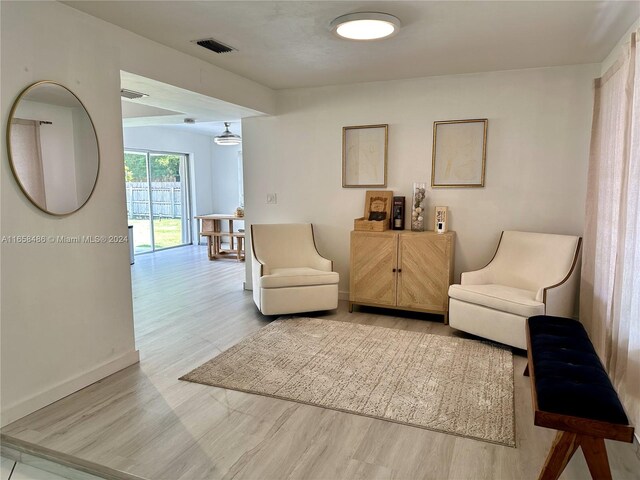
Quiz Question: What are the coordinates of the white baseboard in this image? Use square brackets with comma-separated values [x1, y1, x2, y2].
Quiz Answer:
[1, 350, 140, 427]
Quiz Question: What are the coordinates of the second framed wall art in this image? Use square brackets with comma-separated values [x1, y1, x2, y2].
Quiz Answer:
[432, 119, 488, 188]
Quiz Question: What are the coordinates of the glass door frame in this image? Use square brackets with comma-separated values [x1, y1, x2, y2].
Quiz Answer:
[124, 148, 192, 254]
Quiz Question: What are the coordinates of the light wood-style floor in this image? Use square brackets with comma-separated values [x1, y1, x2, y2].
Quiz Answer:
[3, 246, 639, 480]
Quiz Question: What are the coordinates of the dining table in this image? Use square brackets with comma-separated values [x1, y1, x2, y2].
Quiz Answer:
[195, 213, 245, 261]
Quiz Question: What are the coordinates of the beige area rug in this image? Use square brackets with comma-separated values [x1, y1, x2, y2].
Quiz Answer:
[180, 317, 515, 446]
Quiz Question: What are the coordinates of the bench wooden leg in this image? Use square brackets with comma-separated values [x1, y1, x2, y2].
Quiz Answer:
[538, 431, 579, 480]
[538, 432, 613, 480]
[581, 436, 612, 480]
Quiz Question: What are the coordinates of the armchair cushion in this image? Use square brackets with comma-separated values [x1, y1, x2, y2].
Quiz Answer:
[260, 267, 339, 289]
[448, 284, 545, 318]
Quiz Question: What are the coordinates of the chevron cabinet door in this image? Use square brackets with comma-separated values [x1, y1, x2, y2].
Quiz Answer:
[397, 233, 453, 312]
[350, 231, 398, 307]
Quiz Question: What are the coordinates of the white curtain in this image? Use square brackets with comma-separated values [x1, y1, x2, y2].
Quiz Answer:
[581, 30, 639, 432]
[10, 118, 47, 208]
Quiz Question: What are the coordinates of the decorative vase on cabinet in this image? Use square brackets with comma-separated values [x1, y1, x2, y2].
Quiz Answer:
[349, 229, 455, 323]
[411, 182, 427, 231]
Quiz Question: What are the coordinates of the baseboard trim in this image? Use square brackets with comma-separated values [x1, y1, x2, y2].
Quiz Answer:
[1, 350, 140, 427]
[1, 434, 146, 480]
[339, 290, 349, 301]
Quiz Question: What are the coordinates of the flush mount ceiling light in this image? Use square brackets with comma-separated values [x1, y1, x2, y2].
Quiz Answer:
[330, 12, 401, 40]
[214, 122, 241, 146]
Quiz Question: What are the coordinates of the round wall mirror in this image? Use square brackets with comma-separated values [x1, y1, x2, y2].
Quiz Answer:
[7, 81, 99, 215]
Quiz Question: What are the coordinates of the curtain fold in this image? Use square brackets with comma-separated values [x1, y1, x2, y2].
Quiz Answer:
[581, 30, 639, 432]
[10, 118, 47, 208]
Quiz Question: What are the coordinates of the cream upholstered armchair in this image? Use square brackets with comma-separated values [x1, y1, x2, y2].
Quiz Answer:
[448, 231, 581, 349]
[250, 223, 339, 315]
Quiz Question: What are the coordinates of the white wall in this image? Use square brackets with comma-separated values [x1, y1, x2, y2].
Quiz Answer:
[211, 141, 243, 218]
[1, 0, 275, 426]
[72, 106, 100, 204]
[243, 64, 599, 296]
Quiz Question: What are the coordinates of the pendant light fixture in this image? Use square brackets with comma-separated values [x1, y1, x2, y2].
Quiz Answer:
[214, 122, 241, 146]
[330, 12, 401, 41]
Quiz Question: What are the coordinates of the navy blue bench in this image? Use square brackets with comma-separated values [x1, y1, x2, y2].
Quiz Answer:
[526, 315, 634, 480]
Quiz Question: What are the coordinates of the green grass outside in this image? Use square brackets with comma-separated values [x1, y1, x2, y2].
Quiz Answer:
[129, 218, 184, 251]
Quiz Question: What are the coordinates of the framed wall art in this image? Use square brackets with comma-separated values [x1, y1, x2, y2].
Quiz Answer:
[431, 119, 488, 188]
[342, 124, 388, 188]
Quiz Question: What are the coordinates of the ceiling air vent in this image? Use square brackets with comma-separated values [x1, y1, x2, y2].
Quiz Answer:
[120, 89, 148, 100]
[193, 38, 236, 54]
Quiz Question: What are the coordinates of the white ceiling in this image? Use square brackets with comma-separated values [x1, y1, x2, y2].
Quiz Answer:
[66, 1, 639, 90]
[121, 71, 256, 135]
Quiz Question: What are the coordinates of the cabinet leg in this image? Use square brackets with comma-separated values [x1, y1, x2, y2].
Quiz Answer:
[348, 302, 353, 313]
[443, 312, 449, 325]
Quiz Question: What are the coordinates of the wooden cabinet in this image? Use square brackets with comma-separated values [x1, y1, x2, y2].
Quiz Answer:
[349, 230, 455, 322]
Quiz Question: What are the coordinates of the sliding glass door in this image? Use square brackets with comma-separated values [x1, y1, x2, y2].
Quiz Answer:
[124, 150, 191, 254]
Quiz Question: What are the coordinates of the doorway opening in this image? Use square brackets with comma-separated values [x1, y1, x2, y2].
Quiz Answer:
[124, 149, 192, 254]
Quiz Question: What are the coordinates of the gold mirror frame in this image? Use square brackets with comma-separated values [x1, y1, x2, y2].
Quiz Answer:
[6, 80, 100, 216]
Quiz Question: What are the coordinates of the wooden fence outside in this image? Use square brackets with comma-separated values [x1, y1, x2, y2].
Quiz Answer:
[126, 182, 182, 219]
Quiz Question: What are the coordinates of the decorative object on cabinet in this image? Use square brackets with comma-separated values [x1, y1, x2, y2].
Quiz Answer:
[392, 196, 405, 230]
[342, 124, 388, 188]
[435, 206, 448, 233]
[448, 231, 581, 349]
[6, 81, 100, 215]
[411, 182, 427, 231]
[432, 119, 488, 188]
[349, 230, 455, 322]
[354, 190, 393, 231]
